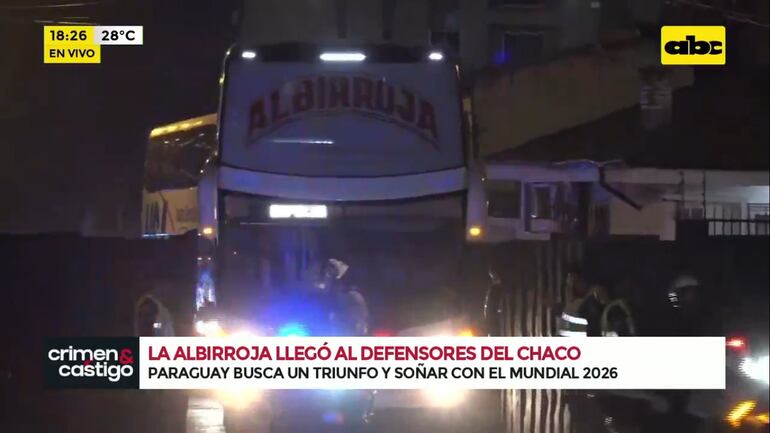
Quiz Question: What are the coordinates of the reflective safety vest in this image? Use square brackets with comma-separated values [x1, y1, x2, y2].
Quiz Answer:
[558, 298, 588, 337]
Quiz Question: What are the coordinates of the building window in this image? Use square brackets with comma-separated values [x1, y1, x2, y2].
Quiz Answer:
[530, 184, 555, 219]
[493, 30, 544, 67]
[488, 183, 521, 218]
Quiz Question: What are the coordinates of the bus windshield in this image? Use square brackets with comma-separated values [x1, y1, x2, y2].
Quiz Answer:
[216, 193, 482, 333]
[144, 114, 217, 193]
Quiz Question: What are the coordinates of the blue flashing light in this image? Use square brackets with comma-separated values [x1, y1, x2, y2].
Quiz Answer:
[277, 322, 309, 337]
[492, 49, 510, 66]
[322, 411, 345, 424]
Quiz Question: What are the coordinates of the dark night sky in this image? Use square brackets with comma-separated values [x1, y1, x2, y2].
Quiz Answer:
[1, 0, 237, 234]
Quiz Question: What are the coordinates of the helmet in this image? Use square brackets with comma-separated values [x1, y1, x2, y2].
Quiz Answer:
[668, 274, 700, 309]
[325, 258, 349, 280]
[316, 258, 350, 290]
[590, 285, 610, 304]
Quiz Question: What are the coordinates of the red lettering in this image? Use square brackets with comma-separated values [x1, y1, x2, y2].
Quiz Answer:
[317, 76, 327, 109]
[271, 90, 289, 123]
[249, 98, 266, 132]
[555, 346, 566, 360]
[517, 346, 529, 360]
[542, 346, 554, 360]
[375, 80, 394, 114]
[417, 100, 438, 140]
[518, 346, 579, 361]
[293, 79, 315, 113]
[248, 75, 439, 145]
[568, 346, 581, 360]
[236, 346, 250, 360]
[481, 346, 492, 360]
[149, 346, 168, 361]
[353, 77, 374, 109]
[396, 89, 415, 123]
[494, 346, 514, 361]
[224, 346, 235, 360]
[174, 346, 187, 361]
[328, 77, 350, 108]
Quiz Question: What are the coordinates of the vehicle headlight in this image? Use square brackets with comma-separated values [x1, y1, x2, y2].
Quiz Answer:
[195, 319, 225, 337]
[740, 355, 769, 385]
[431, 328, 475, 338]
[277, 322, 310, 337]
[215, 388, 262, 410]
[196, 318, 264, 338]
[422, 388, 467, 408]
[229, 328, 261, 339]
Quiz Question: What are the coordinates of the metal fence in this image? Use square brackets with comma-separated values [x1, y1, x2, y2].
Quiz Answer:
[493, 239, 583, 433]
[708, 219, 769, 236]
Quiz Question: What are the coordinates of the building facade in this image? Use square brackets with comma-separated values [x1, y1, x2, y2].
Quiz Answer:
[238, 0, 661, 70]
[484, 162, 770, 241]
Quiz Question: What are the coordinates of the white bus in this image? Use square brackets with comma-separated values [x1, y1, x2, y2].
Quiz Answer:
[141, 113, 217, 238]
[146, 43, 497, 433]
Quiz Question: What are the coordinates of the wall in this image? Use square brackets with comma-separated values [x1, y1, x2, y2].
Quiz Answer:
[239, 0, 603, 69]
[492, 239, 583, 433]
[493, 235, 768, 432]
[458, 0, 601, 69]
[0, 233, 197, 432]
[609, 199, 677, 240]
[604, 169, 769, 239]
[474, 44, 694, 156]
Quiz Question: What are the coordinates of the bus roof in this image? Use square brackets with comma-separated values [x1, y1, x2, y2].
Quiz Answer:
[149, 113, 217, 138]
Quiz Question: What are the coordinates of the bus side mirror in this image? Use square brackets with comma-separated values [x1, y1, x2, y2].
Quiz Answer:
[466, 162, 488, 242]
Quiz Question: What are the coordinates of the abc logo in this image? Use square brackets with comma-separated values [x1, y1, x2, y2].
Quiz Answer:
[661, 26, 726, 65]
[665, 36, 722, 55]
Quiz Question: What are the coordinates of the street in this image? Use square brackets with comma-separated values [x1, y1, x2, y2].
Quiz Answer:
[187, 397, 225, 433]
[186, 395, 500, 433]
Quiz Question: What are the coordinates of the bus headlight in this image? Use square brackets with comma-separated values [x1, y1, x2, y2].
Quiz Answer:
[195, 319, 224, 337]
[423, 388, 467, 408]
[215, 388, 263, 410]
[740, 355, 769, 385]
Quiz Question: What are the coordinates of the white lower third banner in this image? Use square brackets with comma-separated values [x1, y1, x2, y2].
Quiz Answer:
[139, 337, 725, 390]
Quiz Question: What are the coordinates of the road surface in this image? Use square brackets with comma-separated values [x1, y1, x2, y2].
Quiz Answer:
[187, 395, 501, 433]
[187, 397, 226, 433]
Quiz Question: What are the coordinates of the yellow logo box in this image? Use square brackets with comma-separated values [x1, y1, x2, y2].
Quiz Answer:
[661, 26, 726, 65]
[43, 26, 101, 64]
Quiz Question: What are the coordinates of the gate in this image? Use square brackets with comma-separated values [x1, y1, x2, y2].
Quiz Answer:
[493, 239, 583, 433]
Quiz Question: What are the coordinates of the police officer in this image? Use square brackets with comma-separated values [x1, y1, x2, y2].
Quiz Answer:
[133, 292, 187, 433]
[592, 285, 636, 337]
[557, 266, 604, 337]
[318, 258, 369, 336]
[665, 274, 720, 336]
